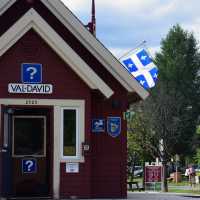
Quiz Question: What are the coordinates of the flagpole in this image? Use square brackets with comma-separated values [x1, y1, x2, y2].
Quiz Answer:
[118, 40, 146, 60]
[85, 0, 96, 36]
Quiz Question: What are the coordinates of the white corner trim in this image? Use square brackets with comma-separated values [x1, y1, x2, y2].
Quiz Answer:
[0, 8, 114, 99]
[53, 106, 61, 200]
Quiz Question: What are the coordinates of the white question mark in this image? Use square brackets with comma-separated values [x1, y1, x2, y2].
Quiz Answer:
[27, 67, 37, 80]
[25, 160, 34, 171]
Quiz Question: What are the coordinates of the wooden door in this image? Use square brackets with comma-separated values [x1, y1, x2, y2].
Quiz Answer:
[12, 114, 49, 197]
[1, 107, 52, 198]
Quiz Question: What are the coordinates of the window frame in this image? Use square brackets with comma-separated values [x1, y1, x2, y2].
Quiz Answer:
[61, 107, 80, 160]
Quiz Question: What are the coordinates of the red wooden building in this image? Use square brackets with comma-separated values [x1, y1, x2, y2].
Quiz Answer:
[0, 0, 148, 199]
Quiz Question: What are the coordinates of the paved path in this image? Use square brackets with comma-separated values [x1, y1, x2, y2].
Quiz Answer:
[2, 192, 200, 200]
[128, 192, 200, 200]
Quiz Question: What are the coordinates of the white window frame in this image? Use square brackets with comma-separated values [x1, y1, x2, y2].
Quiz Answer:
[61, 107, 82, 160]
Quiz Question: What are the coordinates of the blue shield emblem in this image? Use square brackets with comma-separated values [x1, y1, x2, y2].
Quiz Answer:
[107, 117, 121, 137]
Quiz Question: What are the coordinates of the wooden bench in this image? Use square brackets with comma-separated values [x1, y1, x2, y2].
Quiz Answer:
[127, 181, 141, 191]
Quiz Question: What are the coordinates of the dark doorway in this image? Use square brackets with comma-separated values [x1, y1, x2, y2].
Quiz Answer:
[1, 107, 52, 198]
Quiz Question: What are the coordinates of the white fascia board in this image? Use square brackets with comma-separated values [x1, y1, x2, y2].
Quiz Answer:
[41, 0, 149, 100]
[0, 0, 16, 16]
[0, 8, 114, 98]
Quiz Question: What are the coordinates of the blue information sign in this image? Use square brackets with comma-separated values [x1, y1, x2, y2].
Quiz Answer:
[22, 159, 37, 173]
[22, 63, 42, 83]
[107, 117, 121, 137]
[92, 119, 105, 133]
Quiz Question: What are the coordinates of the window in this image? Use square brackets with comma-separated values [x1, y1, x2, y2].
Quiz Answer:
[61, 108, 79, 159]
[12, 116, 46, 157]
[60, 101, 85, 162]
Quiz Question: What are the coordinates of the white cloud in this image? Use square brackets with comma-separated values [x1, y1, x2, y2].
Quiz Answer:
[183, 18, 200, 42]
[61, 0, 89, 12]
[61, 0, 200, 56]
[61, 0, 186, 19]
[152, 1, 176, 17]
[149, 46, 161, 58]
[96, 0, 157, 13]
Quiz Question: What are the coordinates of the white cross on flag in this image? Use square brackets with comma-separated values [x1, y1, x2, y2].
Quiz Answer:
[121, 48, 158, 89]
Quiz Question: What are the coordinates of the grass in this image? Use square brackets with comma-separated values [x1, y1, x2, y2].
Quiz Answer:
[168, 188, 200, 195]
[168, 180, 190, 186]
[128, 176, 200, 195]
[130, 177, 143, 182]
[168, 180, 200, 195]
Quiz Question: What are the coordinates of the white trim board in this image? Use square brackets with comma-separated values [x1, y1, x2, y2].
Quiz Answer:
[0, 0, 15, 16]
[0, 0, 149, 100]
[0, 8, 113, 99]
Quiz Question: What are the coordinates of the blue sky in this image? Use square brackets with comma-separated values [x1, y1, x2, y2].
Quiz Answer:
[61, 0, 200, 58]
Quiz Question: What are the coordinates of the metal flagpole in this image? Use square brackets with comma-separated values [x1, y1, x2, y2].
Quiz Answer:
[85, 0, 96, 36]
[118, 40, 147, 60]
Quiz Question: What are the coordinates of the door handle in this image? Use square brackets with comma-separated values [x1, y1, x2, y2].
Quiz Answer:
[0, 148, 7, 153]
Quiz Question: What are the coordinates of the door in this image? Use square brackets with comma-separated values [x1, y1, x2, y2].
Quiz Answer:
[2, 108, 52, 197]
[1, 108, 13, 197]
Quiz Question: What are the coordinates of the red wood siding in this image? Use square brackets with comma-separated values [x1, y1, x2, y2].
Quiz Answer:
[0, 30, 92, 197]
[0, 30, 90, 100]
[60, 161, 92, 198]
[91, 93, 128, 198]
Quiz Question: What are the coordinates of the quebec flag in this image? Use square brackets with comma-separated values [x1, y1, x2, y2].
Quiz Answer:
[121, 48, 158, 89]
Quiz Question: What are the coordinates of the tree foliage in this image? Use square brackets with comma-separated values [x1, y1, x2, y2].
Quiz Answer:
[153, 25, 200, 156]
[128, 24, 200, 191]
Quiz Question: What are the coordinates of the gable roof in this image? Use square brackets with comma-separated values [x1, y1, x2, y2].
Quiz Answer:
[0, 0, 149, 100]
[0, 8, 114, 98]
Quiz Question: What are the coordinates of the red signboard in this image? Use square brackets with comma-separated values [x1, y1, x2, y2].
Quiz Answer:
[145, 166, 162, 182]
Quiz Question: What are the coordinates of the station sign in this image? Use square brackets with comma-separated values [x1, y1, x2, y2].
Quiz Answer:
[145, 166, 162, 182]
[8, 63, 53, 94]
[8, 83, 53, 94]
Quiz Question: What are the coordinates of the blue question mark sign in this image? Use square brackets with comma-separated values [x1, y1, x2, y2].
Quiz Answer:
[22, 159, 37, 173]
[22, 63, 42, 83]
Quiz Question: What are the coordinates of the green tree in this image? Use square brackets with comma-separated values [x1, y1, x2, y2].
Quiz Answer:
[127, 109, 153, 183]
[154, 24, 200, 156]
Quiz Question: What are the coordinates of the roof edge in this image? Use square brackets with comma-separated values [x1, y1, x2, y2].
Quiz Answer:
[0, 8, 114, 98]
[0, 0, 149, 100]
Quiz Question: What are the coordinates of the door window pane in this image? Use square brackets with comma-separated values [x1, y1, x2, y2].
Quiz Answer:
[63, 109, 76, 156]
[13, 116, 46, 156]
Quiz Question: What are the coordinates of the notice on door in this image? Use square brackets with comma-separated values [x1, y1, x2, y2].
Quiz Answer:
[8, 83, 53, 94]
[66, 163, 79, 173]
